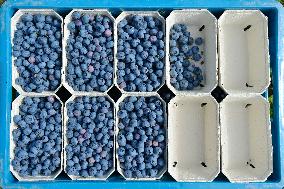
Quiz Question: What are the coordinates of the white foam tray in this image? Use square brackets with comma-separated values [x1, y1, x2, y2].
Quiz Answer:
[220, 94, 273, 182]
[218, 10, 270, 94]
[168, 94, 220, 182]
[62, 9, 115, 95]
[115, 93, 167, 180]
[10, 95, 64, 181]
[114, 11, 166, 94]
[11, 9, 63, 95]
[166, 9, 218, 95]
[63, 93, 115, 180]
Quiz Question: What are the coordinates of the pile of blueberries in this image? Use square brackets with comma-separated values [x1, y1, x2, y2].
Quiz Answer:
[11, 96, 62, 177]
[65, 96, 114, 178]
[169, 24, 204, 91]
[117, 96, 166, 178]
[116, 15, 165, 92]
[66, 12, 114, 92]
[13, 13, 62, 93]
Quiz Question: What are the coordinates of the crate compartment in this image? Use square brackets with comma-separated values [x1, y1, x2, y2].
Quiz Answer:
[64, 94, 115, 180]
[116, 94, 167, 180]
[218, 10, 270, 94]
[63, 9, 115, 94]
[220, 95, 272, 182]
[11, 9, 63, 95]
[10, 95, 63, 181]
[166, 9, 217, 94]
[168, 95, 219, 182]
[115, 11, 166, 93]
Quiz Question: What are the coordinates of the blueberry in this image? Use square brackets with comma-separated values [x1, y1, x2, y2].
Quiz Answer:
[195, 37, 203, 45]
[191, 46, 199, 54]
[170, 47, 179, 56]
[118, 110, 127, 119]
[173, 24, 182, 32]
[193, 53, 202, 61]
[170, 30, 180, 40]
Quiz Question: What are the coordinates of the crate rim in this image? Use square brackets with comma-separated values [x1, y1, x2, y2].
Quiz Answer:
[0, 0, 283, 188]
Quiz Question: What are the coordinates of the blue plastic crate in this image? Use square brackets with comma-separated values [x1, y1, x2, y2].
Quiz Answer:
[0, 0, 283, 188]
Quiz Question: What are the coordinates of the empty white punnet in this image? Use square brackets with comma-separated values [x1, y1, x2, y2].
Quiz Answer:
[10, 95, 64, 181]
[63, 9, 115, 95]
[168, 94, 220, 182]
[11, 9, 63, 95]
[114, 11, 166, 93]
[218, 10, 270, 94]
[220, 95, 273, 182]
[166, 9, 218, 95]
[115, 93, 167, 180]
[64, 94, 115, 180]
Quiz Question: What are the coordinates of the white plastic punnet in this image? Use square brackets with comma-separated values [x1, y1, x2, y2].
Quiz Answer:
[166, 9, 218, 95]
[63, 94, 115, 180]
[220, 94, 272, 182]
[11, 9, 63, 95]
[114, 11, 166, 93]
[10, 95, 64, 181]
[115, 93, 167, 180]
[63, 9, 115, 94]
[168, 94, 220, 182]
[218, 10, 270, 94]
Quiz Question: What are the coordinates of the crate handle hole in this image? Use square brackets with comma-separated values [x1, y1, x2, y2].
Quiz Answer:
[245, 104, 252, 108]
[201, 162, 207, 167]
[199, 25, 205, 31]
[244, 25, 252, 31]
[247, 162, 255, 168]
[201, 103, 207, 107]
[246, 83, 253, 87]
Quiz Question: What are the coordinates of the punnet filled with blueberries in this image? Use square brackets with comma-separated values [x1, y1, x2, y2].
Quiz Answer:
[64, 96, 115, 179]
[116, 95, 167, 179]
[166, 10, 218, 94]
[12, 11, 63, 94]
[64, 10, 114, 93]
[116, 12, 165, 92]
[11, 96, 63, 180]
